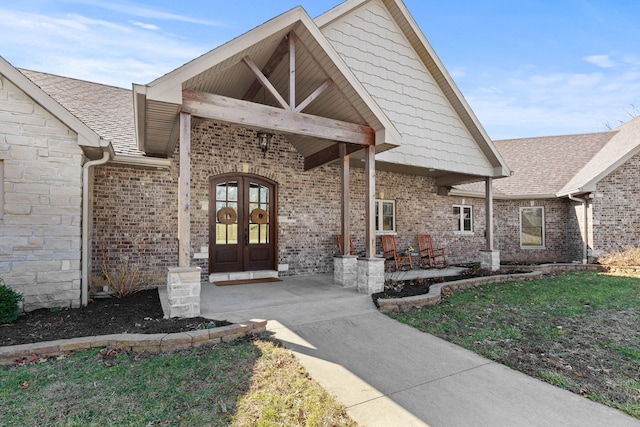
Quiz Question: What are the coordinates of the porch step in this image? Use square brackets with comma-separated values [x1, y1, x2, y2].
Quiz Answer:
[209, 270, 279, 284]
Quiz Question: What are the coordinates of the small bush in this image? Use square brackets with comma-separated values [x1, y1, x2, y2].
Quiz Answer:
[0, 278, 24, 324]
[598, 246, 640, 267]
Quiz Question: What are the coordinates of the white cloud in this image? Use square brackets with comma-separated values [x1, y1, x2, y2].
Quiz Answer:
[65, 0, 225, 27]
[0, 8, 218, 87]
[130, 21, 160, 31]
[460, 56, 640, 139]
[584, 54, 616, 68]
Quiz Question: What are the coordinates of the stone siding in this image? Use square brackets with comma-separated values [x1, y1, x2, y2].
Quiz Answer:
[592, 152, 640, 257]
[0, 73, 83, 310]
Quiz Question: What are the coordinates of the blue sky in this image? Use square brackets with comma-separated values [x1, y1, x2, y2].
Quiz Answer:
[1, 0, 639, 139]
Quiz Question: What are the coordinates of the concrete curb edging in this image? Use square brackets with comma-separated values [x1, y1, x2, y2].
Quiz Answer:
[377, 263, 606, 313]
[0, 320, 267, 366]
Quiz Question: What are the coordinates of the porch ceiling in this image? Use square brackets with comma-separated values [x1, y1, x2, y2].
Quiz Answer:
[134, 7, 401, 162]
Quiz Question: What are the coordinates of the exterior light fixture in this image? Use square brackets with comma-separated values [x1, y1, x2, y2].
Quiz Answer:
[256, 131, 273, 158]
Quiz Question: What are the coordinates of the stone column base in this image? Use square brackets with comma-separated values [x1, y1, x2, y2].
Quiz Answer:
[167, 266, 201, 318]
[480, 250, 500, 271]
[357, 257, 385, 294]
[334, 255, 358, 288]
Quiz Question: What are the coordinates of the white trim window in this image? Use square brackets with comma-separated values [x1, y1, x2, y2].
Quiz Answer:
[453, 205, 472, 233]
[375, 199, 395, 233]
[520, 206, 545, 248]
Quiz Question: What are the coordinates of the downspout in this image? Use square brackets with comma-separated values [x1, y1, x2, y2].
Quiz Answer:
[82, 149, 110, 306]
[568, 193, 588, 264]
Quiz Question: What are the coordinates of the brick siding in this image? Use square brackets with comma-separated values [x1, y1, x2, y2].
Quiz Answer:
[592, 151, 640, 257]
[92, 121, 508, 282]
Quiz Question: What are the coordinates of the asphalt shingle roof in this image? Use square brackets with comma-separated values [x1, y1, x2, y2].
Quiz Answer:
[457, 131, 617, 197]
[18, 69, 140, 156]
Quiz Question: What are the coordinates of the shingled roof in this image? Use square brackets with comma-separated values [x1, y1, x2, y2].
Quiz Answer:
[454, 131, 617, 197]
[19, 69, 139, 156]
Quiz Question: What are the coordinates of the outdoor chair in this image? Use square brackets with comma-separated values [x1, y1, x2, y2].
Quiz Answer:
[336, 234, 355, 256]
[381, 234, 412, 272]
[418, 234, 447, 269]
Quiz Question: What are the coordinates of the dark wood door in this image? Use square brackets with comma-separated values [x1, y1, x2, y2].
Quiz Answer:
[209, 175, 276, 273]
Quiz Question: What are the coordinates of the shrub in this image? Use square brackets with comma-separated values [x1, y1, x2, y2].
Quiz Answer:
[598, 246, 640, 267]
[0, 278, 24, 324]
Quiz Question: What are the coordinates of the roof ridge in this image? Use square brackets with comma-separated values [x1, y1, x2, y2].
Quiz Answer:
[18, 68, 131, 92]
[496, 129, 618, 143]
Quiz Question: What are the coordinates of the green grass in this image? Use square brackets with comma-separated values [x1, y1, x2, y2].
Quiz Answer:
[0, 337, 355, 426]
[390, 271, 640, 418]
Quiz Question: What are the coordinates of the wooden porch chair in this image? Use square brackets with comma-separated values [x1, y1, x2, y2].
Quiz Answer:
[417, 234, 447, 269]
[381, 234, 412, 272]
[336, 234, 355, 255]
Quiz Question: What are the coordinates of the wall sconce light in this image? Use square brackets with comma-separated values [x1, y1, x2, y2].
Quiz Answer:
[256, 131, 273, 158]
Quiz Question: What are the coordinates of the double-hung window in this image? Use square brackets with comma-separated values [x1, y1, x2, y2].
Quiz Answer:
[375, 199, 395, 233]
[520, 206, 545, 248]
[453, 205, 472, 233]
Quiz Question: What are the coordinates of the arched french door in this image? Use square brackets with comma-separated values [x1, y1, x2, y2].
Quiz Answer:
[209, 174, 277, 273]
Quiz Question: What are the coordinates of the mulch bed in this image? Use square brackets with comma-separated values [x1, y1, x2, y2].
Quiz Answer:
[1, 289, 230, 347]
[371, 267, 532, 307]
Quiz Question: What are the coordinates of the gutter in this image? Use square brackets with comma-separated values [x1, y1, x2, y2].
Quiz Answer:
[567, 193, 589, 264]
[81, 149, 111, 306]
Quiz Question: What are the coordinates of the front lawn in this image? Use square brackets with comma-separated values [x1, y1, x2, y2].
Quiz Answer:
[0, 336, 355, 426]
[389, 271, 640, 418]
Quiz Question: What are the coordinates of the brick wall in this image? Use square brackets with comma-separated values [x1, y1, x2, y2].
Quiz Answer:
[91, 163, 178, 287]
[592, 152, 640, 257]
[0, 73, 83, 310]
[493, 198, 578, 264]
[92, 120, 505, 281]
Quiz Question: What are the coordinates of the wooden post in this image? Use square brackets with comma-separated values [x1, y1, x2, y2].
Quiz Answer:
[340, 144, 350, 255]
[485, 177, 494, 250]
[364, 144, 376, 258]
[289, 34, 296, 111]
[179, 112, 191, 267]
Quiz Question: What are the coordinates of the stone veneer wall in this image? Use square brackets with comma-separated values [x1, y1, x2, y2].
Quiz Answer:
[92, 120, 500, 281]
[0, 73, 83, 310]
[592, 152, 640, 258]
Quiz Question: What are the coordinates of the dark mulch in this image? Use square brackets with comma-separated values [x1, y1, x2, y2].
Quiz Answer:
[371, 267, 532, 307]
[1, 289, 231, 347]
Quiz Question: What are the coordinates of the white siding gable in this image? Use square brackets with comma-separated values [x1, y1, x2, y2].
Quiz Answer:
[321, 0, 493, 175]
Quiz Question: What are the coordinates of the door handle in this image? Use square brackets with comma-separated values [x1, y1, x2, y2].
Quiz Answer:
[245, 229, 249, 246]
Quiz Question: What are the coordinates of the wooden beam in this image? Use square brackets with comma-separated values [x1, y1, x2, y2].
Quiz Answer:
[242, 55, 289, 110]
[289, 34, 296, 111]
[289, 32, 368, 125]
[364, 144, 376, 258]
[243, 36, 289, 101]
[295, 79, 333, 113]
[182, 90, 375, 146]
[304, 142, 362, 171]
[178, 112, 191, 267]
[340, 144, 351, 256]
[485, 177, 494, 250]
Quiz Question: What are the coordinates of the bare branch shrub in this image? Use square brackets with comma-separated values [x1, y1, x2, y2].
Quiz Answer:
[597, 246, 640, 267]
[97, 238, 164, 298]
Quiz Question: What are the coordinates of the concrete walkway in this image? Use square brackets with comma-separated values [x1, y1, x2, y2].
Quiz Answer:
[200, 275, 639, 427]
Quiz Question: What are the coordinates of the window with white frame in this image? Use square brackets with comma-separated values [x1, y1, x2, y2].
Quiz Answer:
[375, 199, 395, 233]
[453, 205, 472, 232]
[520, 206, 545, 248]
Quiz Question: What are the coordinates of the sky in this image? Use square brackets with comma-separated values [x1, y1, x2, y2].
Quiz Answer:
[0, 0, 639, 140]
